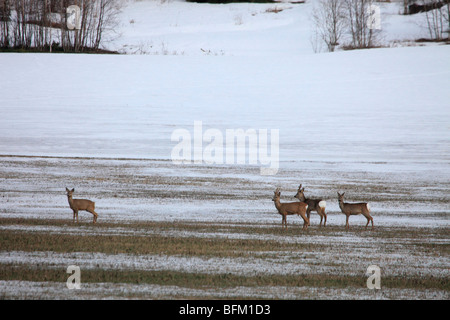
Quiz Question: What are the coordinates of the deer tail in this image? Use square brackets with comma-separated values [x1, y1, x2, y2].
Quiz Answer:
[318, 200, 326, 209]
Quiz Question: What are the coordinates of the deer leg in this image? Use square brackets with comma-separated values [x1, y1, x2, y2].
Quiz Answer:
[304, 213, 310, 230]
[362, 213, 373, 230]
[74, 210, 79, 223]
[322, 209, 327, 227]
[88, 209, 98, 224]
[72, 210, 76, 223]
[345, 215, 349, 230]
[314, 206, 323, 227]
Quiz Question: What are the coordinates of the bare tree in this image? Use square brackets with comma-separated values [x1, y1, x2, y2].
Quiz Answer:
[0, 0, 11, 48]
[344, 0, 378, 49]
[11, 0, 34, 48]
[312, 0, 347, 52]
[61, 0, 122, 52]
[0, 0, 122, 52]
[90, 0, 122, 50]
[310, 0, 382, 52]
[424, 2, 449, 40]
[445, 3, 450, 38]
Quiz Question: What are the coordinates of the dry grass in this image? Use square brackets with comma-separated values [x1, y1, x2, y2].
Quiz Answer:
[1, 217, 448, 296]
[0, 218, 326, 257]
[0, 156, 449, 299]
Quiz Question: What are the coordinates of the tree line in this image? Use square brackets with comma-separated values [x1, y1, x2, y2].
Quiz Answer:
[0, 0, 121, 52]
[311, 0, 450, 53]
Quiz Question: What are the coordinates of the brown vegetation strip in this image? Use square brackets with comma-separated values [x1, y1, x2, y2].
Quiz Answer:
[0, 229, 324, 258]
[1, 265, 448, 291]
[1, 217, 449, 291]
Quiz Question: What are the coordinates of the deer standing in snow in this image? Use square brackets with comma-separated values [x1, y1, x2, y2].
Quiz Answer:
[272, 188, 309, 230]
[337, 192, 373, 230]
[66, 188, 98, 224]
[294, 184, 327, 227]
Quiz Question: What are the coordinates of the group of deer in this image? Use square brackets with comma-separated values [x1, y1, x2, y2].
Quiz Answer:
[65, 184, 373, 230]
[272, 184, 373, 230]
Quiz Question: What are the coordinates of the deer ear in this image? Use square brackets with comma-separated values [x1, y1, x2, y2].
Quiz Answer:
[66, 187, 69, 192]
[71, 188, 75, 192]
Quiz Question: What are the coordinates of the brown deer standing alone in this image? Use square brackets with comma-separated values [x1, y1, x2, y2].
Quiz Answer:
[294, 184, 327, 227]
[337, 192, 373, 230]
[66, 188, 98, 224]
[272, 188, 309, 230]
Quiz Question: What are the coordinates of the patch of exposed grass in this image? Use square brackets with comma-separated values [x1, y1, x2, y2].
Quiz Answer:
[0, 228, 323, 258]
[1, 265, 447, 291]
[1, 217, 448, 257]
[1, 217, 449, 297]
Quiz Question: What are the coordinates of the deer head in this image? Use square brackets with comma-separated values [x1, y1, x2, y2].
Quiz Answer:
[272, 188, 281, 201]
[294, 184, 305, 201]
[337, 192, 345, 201]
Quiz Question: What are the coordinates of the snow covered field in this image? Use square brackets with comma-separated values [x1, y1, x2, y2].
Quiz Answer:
[0, 0, 449, 300]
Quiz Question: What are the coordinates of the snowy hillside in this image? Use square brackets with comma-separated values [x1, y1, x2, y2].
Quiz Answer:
[110, 0, 433, 56]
